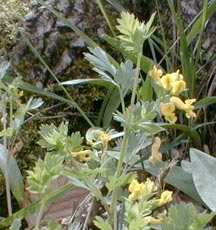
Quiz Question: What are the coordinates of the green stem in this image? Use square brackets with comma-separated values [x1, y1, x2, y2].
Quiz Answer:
[130, 53, 142, 107]
[35, 196, 46, 229]
[2, 94, 12, 216]
[110, 52, 142, 230]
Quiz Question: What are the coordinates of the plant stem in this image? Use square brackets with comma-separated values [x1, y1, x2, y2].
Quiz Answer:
[110, 52, 142, 230]
[2, 94, 12, 216]
[35, 195, 47, 229]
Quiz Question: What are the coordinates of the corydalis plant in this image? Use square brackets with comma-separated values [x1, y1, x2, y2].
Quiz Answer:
[116, 11, 156, 53]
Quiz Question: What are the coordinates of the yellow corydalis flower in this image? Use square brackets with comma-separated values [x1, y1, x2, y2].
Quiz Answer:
[170, 96, 196, 118]
[148, 65, 163, 82]
[160, 102, 177, 124]
[171, 80, 186, 95]
[144, 216, 162, 225]
[100, 133, 112, 150]
[128, 178, 157, 201]
[71, 149, 92, 162]
[160, 74, 173, 90]
[159, 190, 173, 205]
[149, 67, 186, 95]
[149, 137, 162, 165]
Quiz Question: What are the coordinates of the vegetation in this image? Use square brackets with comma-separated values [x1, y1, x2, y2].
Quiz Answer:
[0, 0, 216, 229]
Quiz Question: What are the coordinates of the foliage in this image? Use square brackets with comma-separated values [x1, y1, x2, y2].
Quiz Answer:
[162, 203, 215, 230]
[26, 153, 64, 195]
[0, 61, 43, 216]
[182, 148, 216, 211]
[0, 0, 216, 229]
[37, 122, 83, 155]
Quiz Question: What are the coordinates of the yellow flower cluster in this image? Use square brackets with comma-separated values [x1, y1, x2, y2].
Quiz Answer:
[128, 178, 173, 204]
[149, 66, 186, 95]
[71, 149, 92, 162]
[128, 178, 157, 201]
[149, 66, 196, 123]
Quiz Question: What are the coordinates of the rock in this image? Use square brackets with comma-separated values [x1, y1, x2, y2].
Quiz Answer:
[10, 0, 119, 86]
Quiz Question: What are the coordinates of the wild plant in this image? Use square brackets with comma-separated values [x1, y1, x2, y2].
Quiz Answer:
[0, 1, 216, 229]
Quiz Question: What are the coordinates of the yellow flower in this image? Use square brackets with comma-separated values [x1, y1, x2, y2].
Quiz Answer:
[171, 80, 186, 95]
[145, 178, 157, 194]
[128, 179, 145, 201]
[148, 65, 163, 83]
[144, 216, 162, 225]
[160, 102, 175, 115]
[100, 133, 112, 150]
[169, 70, 183, 81]
[149, 137, 162, 165]
[170, 96, 196, 118]
[159, 190, 173, 205]
[160, 74, 173, 90]
[71, 149, 92, 162]
[160, 102, 177, 124]
[128, 178, 157, 201]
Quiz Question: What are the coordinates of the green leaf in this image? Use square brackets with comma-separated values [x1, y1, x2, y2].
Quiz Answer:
[138, 76, 153, 102]
[25, 97, 44, 110]
[37, 122, 68, 151]
[139, 122, 165, 136]
[186, 1, 216, 45]
[38, 122, 83, 154]
[187, 148, 216, 211]
[27, 153, 64, 195]
[106, 172, 135, 194]
[0, 144, 24, 204]
[109, 132, 152, 166]
[115, 60, 136, 94]
[116, 12, 155, 53]
[162, 203, 196, 230]
[61, 78, 113, 88]
[162, 203, 215, 230]
[0, 127, 14, 137]
[103, 87, 121, 128]
[0, 61, 10, 80]
[94, 216, 112, 230]
[159, 123, 202, 149]
[96, 0, 116, 36]
[84, 47, 117, 78]
[9, 218, 21, 230]
[102, 34, 156, 74]
[195, 96, 216, 108]
[127, 216, 148, 230]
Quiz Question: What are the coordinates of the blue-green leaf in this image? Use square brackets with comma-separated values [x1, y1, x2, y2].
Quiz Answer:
[0, 144, 24, 204]
[188, 148, 216, 211]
